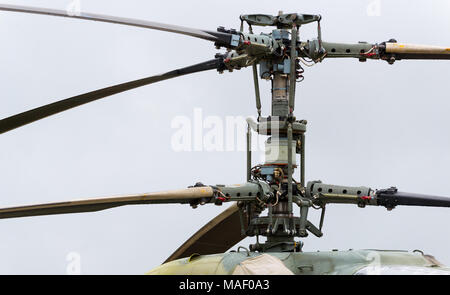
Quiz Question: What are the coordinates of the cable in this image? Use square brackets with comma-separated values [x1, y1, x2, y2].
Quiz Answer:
[298, 57, 315, 67]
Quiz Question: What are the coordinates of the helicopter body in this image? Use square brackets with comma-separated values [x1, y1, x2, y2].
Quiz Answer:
[147, 250, 450, 275]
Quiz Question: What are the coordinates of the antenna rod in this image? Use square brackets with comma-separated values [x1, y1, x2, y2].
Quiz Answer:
[289, 25, 298, 114]
[287, 123, 294, 214]
[300, 133, 305, 186]
[252, 64, 262, 118]
[247, 123, 252, 182]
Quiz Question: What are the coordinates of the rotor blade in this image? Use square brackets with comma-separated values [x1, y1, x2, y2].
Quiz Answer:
[164, 203, 247, 263]
[0, 4, 234, 46]
[376, 188, 450, 209]
[0, 187, 214, 219]
[0, 58, 223, 134]
[384, 43, 450, 60]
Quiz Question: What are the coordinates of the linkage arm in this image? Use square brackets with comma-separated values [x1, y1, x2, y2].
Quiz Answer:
[301, 40, 450, 64]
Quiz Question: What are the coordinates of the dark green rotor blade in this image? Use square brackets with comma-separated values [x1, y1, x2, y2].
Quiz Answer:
[0, 58, 223, 134]
[376, 188, 450, 209]
[164, 203, 247, 263]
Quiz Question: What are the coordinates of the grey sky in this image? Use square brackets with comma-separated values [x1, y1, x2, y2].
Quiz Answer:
[0, 0, 449, 274]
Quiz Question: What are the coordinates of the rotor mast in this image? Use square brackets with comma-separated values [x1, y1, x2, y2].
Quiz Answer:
[241, 13, 323, 252]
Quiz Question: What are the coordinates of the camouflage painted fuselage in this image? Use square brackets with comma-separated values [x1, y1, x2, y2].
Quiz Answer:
[147, 250, 450, 275]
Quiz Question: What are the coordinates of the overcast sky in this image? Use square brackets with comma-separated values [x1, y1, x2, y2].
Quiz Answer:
[0, 0, 449, 274]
